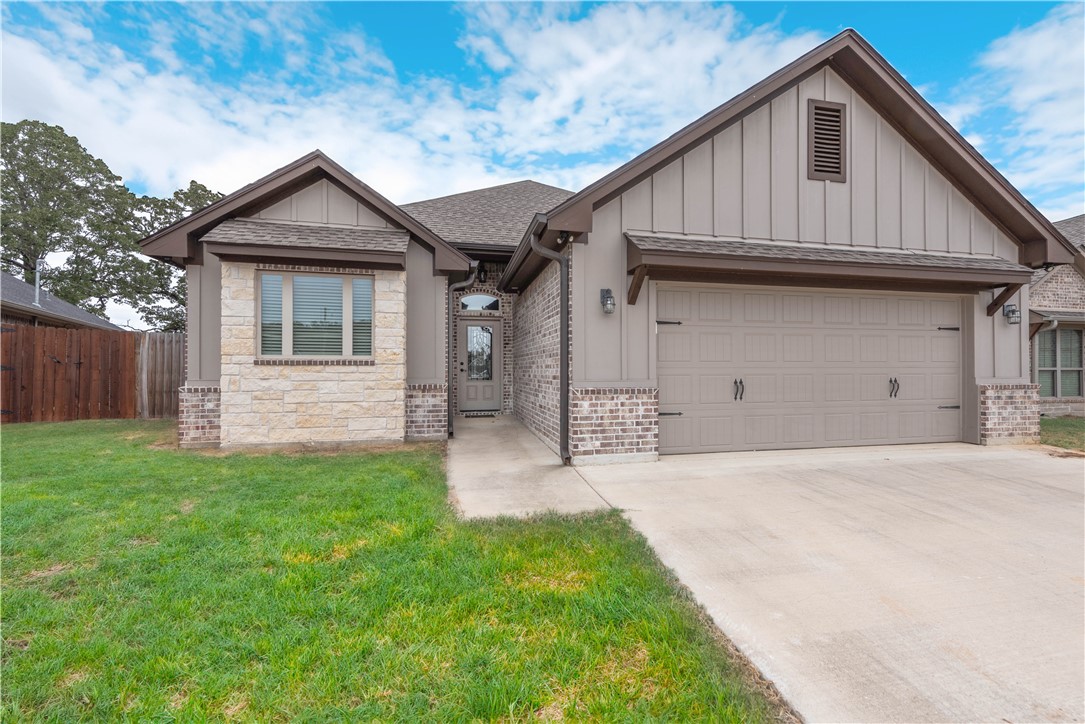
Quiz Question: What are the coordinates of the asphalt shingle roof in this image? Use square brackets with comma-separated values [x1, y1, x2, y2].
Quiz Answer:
[0, 271, 122, 330]
[1053, 214, 1084, 251]
[625, 232, 1032, 274]
[403, 181, 574, 249]
[201, 218, 409, 253]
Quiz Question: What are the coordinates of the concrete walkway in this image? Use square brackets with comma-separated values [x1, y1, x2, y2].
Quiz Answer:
[446, 415, 608, 519]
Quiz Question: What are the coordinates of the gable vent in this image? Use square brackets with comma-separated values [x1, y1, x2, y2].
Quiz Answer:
[808, 100, 846, 182]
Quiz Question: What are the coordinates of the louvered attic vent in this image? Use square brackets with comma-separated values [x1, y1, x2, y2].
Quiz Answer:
[808, 100, 846, 182]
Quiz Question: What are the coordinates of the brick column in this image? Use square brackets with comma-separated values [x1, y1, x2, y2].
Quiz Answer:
[406, 384, 448, 440]
[178, 386, 221, 448]
[978, 383, 1040, 444]
[569, 387, 659, 464]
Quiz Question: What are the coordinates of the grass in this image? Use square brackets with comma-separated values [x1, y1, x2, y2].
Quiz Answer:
[1, 420, 784, 722]
[1040, 415, 1085, 452]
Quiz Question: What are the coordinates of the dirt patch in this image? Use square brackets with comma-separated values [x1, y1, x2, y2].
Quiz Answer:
[5, 637, 31, 651]
[61, 669, 88, 687]
[23, 563, 72, 582]
[221, 693, 249, 719]
[169, 690, 189, 709]
[179, 499, 198, 514]
[128, 536, 159, 547]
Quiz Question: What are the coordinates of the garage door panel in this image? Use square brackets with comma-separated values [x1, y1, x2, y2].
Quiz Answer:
[658, 290, 692, 320]
[658, 285, 962, 454]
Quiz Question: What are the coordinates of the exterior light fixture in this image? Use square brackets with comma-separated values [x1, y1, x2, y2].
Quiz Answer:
[1003, 303, 1021, 325]
[477, 263, 488, 284]
[600, 288, 616, 314]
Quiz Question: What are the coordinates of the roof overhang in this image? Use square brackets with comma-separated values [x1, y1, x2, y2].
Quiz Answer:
[139, 150, 470, 274]
[0, 300, 120, 330]
[204, 243, 405, 271]
[624, 233, 1034, 303]
[537, 29, 1073, 270]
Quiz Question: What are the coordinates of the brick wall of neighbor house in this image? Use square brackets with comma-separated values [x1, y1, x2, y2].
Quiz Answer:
[178, 386, 221, 447]
[569, 387, 659, 462]
[451, 262, 515, 415]
[978, 383, 1040, 444]
[218, 262, 406, 447]
[406, 384, 447, 439]
[1030, 265, 1085, 310]
[512, 257, 563, 452]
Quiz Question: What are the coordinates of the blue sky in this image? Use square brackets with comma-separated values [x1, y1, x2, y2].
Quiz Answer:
[2, 1, 1083, 225]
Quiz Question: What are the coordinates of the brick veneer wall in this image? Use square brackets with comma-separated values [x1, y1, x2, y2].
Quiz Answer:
[218, 262, 406, 447]
[406, 384, 447, 440]
[569, 387, 658, 462]
[178, 386, 221, 447]
[1030, 265, 1085, 310]
[512, 256, 563, 453]
[978, 383, 1040, 444]
[451, 263, 515, 415]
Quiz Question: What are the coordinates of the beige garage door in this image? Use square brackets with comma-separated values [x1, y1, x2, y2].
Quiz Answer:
[657, 285, 962, 454]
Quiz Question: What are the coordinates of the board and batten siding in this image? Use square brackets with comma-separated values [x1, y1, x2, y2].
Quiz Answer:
[405, 240, 447, 385]
[572, 66, 1029, 391]
[255, 178, 394, 228]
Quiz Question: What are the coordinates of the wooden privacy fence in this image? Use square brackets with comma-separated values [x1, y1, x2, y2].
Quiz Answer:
[0, 325, 184, 423]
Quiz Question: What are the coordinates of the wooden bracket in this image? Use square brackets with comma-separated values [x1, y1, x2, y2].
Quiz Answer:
[986, 283, 1023, 317]
[627, 266, 648, 305]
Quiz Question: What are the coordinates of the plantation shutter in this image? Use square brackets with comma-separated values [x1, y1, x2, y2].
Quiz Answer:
[260, 274, 283, 355]
[293, 276, 343, 356]
[808, 100, 846, 182]
[352, 278, 374, 356]
[1060, 329, 1082, 397]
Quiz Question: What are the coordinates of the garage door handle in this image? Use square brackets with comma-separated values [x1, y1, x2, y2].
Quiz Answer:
[738, 378, 745, 401]
[733, 378, 739, 401]
[889, 377, 899, 398]
[659, 411, 683, 417]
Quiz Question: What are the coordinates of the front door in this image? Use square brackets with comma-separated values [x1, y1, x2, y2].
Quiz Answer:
[458, 320, 502, 412]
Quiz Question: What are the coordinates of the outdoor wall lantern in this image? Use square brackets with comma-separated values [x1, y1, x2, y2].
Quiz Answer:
[1003, 303, 1021, 325]
[477, 263, 488, 284]
[600, 288, 616, 315]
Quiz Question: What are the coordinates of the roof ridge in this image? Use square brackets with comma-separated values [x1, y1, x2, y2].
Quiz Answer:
[403, 179, 573, 207]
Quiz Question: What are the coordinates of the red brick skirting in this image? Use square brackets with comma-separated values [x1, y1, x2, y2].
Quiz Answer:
[570, 387, 658, 460]
[406, 384, 447, 440]
[978, 383, 1039, 444]
[178, 386, 221, 448]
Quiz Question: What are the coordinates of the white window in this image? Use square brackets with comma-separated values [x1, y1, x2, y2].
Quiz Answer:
[1036, 328, 1083, 398]
[258, 272, 373, 358]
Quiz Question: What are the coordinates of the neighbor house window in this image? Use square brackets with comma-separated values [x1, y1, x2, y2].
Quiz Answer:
[258, 272, 374, 357]
[808, 99, 846, 182]
[1036, 328, 1083, 397]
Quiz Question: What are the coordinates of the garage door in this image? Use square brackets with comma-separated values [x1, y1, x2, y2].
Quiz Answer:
[657, 285, 962, 453]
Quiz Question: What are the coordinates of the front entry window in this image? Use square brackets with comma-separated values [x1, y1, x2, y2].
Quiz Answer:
[467, 325, 493, 380]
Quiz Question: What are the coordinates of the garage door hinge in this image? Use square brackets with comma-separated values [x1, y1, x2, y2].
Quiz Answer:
[937, 326, 960, 331]
[656, 320, 682, 325]
[937, 405, 961, 409]
[659, 411, 684, 416]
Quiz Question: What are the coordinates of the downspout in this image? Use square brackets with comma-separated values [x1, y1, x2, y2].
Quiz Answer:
[447, 260, 479, 438]
[529, 232, 572, 465]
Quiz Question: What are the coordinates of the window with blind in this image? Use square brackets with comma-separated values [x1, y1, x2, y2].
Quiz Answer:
[1036, 328, 1083, 398]
[258, 272, 374, 358]
[808, 99, 847, 182]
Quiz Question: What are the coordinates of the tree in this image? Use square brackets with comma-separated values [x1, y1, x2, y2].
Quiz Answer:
[1, 120, 222, 330]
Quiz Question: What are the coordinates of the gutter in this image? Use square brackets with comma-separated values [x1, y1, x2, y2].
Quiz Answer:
[528, 231, 572, 465]
[446, 260, 479, 437]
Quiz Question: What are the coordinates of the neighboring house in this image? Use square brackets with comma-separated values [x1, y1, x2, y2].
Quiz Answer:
[0, 271, 122, 331]
[140, 29, 1076, 459]
[1029, 214, 1085, 416]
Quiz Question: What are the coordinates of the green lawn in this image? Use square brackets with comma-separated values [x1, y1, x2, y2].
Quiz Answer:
[1040, 415, 1085, 452]
[1, 420, 785, 721]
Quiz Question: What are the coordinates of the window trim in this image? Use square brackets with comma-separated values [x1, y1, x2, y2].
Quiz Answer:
[459, 292, 502, 316]
[807, 99, 847, 183]
[1034, 327, 1083, 398]
[256, 270, 375, 361]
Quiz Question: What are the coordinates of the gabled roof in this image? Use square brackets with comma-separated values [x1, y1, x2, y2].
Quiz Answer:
[138, 150, 471, 274]
[1032, 214, 1085, 287]
[516, 28, 1073, 285]
[403, 180, 574, 252]
[1, 271, 122, 330]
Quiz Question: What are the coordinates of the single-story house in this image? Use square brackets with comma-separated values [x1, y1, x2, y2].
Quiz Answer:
[140, 29, 1076, 461]
[1, 271, 122, 330]
[1028, 214, 1084, 416]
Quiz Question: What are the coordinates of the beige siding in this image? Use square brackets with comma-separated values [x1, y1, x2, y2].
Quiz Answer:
[406, 240, 446, 385]
[250, 178, 392, 228]
[186, 251, 222, 385]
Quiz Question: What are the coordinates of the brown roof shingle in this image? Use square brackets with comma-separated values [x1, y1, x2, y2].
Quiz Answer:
[201, 218, 409, 253]
[403, 180, 574, 250]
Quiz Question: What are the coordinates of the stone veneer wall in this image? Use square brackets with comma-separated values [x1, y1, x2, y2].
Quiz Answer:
[451, 263, 515, 415]
[219, 262, 406, 447]
[406, 384, 447, 439]
[178, 386, 221, 447]
[512, 256, 563, 453]
[569, 387, 658, 463]
[978, 383, 1040, 444]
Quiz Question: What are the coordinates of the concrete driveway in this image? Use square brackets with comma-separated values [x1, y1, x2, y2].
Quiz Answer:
[579, 444, 1085, 723]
